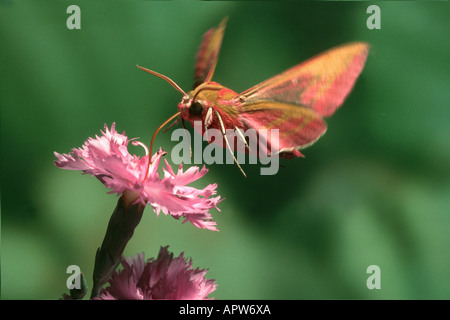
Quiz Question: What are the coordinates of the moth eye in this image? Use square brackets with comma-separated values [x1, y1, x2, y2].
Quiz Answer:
[189, 101, 204, 116]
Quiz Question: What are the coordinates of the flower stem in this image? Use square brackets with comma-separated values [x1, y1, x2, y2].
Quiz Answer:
[90, 192, 144, 298]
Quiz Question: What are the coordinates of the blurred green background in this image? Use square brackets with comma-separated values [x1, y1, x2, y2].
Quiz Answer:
[1, 1, 449, 299]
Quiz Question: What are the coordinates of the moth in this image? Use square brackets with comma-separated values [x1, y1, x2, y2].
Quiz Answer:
[138, 17, 369, 177]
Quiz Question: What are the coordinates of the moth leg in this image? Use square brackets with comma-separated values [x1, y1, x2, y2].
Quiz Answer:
[181, 118, 193, 160]
[215, 111, 247, 178]
[204, 107, 213, 142]
[163, 116, 180, 133]
[234, 127, 250, 151]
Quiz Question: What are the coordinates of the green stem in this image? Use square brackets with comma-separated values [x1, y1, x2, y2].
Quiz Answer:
[90, 192, 144, 298]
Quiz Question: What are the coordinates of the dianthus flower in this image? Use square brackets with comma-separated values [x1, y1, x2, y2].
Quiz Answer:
[97, 246, 217, 300]
[54, 123, 221, 231]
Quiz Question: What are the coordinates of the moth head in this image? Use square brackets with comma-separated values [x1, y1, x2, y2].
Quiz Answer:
[178, 92, 205, 120]
[188, 100, 204, 117]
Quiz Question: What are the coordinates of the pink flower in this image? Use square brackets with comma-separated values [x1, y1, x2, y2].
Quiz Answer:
[97, 246, 217, 300]
[54, 123, 222, 231]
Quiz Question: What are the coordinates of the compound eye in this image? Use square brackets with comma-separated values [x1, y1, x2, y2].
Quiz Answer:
[189, 101, 204, 117]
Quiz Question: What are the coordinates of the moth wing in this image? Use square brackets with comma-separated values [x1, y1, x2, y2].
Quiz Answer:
[238, 101, 327, 158]
[239, 42, 369, 117]
[193, 17, 228, 89]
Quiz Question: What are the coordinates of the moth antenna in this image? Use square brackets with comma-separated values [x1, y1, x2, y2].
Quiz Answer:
[137, 65, 186, 96]
[215, 111, 247, 178]
[144, 111, 181, 181]
[193, 84, 221, 101]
